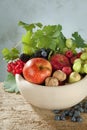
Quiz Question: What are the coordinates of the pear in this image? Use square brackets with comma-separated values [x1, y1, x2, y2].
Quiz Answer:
[69, 72, 81, 83]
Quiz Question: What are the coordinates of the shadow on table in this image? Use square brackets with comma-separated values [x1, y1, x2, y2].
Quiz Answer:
[30, 104, 78, 130]
[31, 104, 54, 120]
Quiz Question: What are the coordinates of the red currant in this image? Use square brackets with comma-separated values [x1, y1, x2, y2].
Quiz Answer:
[62, 66, 72, 75]
[7, 59, 25, 75]
[7, 62, 13, 72]
[76, 52, 82, 58]
[70, 56, 77, 64]
[65, 50, 73, 58]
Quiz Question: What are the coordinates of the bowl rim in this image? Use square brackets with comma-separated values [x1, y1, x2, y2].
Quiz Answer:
[16, 74, 87, 89]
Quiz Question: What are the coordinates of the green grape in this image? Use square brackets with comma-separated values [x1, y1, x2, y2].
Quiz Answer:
[73, 62, 81, 72]
[83, 47, 87, 52]
[74, 58, 82, 64]
[80, 66, 84, 74]
[66, 38, 73, 48]
[80, 52, 87, 60]
[83, 63, 87, 73]
[62, 47, 68, 54]
[84, 60, 87, 64]
[69, 72, 81, 83]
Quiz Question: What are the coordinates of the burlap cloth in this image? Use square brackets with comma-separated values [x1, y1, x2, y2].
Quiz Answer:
[0, 83, 87, 130]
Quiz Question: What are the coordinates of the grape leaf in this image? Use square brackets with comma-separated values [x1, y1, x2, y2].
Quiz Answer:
[31, 24, 66, 52]
[17, 22, 87, 57]
[42, 24, 62, 36]
[18, 21, 43, 32]
[2, 48, 19, 62]
[72, 32, 87, 48]
[20, 24, 66, 55]
[3, 73, 19, 93]
[22, 31, 37, 55]
[22, 31, 32, 44]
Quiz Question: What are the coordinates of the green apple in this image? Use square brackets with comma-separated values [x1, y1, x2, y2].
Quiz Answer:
[69, 72, 81, 83]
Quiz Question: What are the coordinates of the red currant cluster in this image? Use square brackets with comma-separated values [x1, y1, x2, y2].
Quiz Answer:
[65, 50, 82, 62]
[60, 50, 82, 76]
[7, 59, 25, 75]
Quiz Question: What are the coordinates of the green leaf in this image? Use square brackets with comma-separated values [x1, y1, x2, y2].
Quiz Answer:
[18, 21, 43, 32]
[22, 31, 32, 44]
[3, 73, 19, 93]
[19, 22, 69, 55]
[2, 48, 19, 62]
[31, 24, 65, 52]
[42, 24, 62, 36]
[21, 31, 37, 55]
[22, 44, 36, 55]
[35, 23, 43, 28]
[72, 32, 87, 48]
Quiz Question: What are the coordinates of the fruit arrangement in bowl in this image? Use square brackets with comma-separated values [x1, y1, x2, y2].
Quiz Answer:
[2, 21, 87, 110]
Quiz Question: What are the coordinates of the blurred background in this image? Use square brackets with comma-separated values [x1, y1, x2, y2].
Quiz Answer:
[0, 0, 87, 81]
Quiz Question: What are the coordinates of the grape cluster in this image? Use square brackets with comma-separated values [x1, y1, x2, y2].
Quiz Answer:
[19, 53, 30, 62]
[73, 52, 87, 74]
[19, 48, 52, 63]
[53, 100, 87, 122]
[31, 48, 52, 59]
[7, 59, 25, 75]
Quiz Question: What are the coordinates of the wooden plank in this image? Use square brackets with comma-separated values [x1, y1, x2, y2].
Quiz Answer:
[0, 83, 87, 130]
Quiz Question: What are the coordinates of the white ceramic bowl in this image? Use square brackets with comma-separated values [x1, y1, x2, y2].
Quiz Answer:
[15, 74, 87, 110]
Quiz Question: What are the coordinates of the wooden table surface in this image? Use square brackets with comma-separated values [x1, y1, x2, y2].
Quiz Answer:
[0, 83, 87, 130]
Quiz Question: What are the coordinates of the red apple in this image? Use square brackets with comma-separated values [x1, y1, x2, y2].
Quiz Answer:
[23, 58, 52, 84]
[50, 54, 70, 71]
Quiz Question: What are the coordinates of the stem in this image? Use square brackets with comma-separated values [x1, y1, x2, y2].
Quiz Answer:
[14, 41, 21, 48]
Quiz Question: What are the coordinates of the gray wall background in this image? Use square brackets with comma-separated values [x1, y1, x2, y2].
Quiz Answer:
[0, 0, 87, 81]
